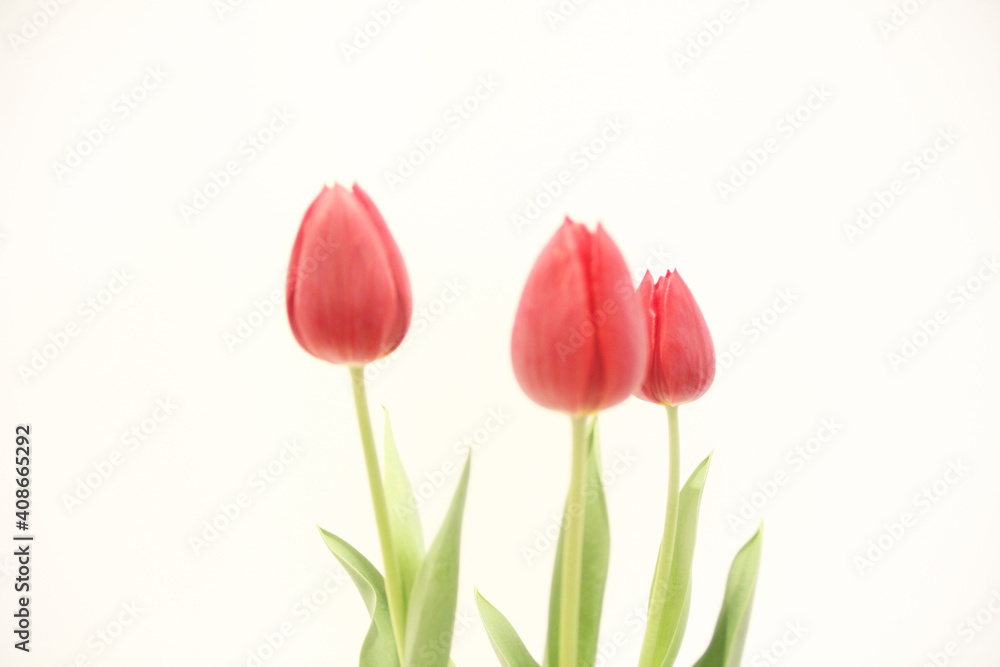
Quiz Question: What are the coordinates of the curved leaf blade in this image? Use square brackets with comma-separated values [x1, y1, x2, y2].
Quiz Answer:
[404, 457, 471, 667]
[692, 524, 764, 667]
[475, 588, 542, 667]
[317, 527, 401, 667]
[653, 452, 713, 667]
[543, 418, 610, 667]
[382, 408, 426, 616]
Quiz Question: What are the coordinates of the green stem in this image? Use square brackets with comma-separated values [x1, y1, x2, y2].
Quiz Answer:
[349, 365, 407, 664]
[638, 404, 681, 667]
[559, 415, 589, 667]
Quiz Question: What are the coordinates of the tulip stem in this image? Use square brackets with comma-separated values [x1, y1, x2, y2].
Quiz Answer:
[348, 365, 408, 664]
[638, 404, 681, 667]
[559, 415, 589, 667]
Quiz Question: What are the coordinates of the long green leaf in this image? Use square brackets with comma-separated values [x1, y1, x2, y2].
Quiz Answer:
[317, 527, 401, 667]
[543, 418, 610, 667]
[475, 588, 542, 667]
[692, 524, 764, 667]
[654, 453, 712, 667]
[382, 407, 426, 617]
[404, 456, 471, 667]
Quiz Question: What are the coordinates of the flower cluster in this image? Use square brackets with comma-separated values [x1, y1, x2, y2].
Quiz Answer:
[284, 184, 762, 667]
[510, 217, 715, 414]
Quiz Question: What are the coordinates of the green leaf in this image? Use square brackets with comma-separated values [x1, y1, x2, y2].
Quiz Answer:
[317, 527, 401, 667]
[692, 524, 764, 667]
[475, 588, 542, 667]
[543, 418, 610, 667]
[653, 453, 712, 667]
[382, 408, 426, 616]
[404, 456, 472, 667]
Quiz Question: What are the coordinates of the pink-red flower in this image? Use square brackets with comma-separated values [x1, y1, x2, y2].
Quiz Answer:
[635, 270, 715, 406]
[511, 218, 648, 415]
[286, 183, 412, 365]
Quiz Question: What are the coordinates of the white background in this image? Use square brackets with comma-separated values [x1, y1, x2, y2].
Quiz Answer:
[2, 0, 1000, 665]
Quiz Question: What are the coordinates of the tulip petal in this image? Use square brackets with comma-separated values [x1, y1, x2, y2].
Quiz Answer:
[511, 220, 597, 414]
[286, 184, 412, 364]
[353, 184, 413, 356]
[653, 272, 715, 405]
[286, 185, 334, 355]
[586, 225, 648, 411]
[635, 271, 715, 405]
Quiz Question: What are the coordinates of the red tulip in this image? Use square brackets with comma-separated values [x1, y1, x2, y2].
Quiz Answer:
[635, 270, 715, 406]
[286, 183, 412, 365]
[511, 218, 648, 415]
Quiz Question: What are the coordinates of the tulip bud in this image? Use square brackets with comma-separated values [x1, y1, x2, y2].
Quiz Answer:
[511, 218, 648, 415]
[635, 270, 715, 406]
[286, 183, 412, 365]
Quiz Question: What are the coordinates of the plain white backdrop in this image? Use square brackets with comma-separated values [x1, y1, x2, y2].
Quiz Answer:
[2, 0, 1000, 665]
